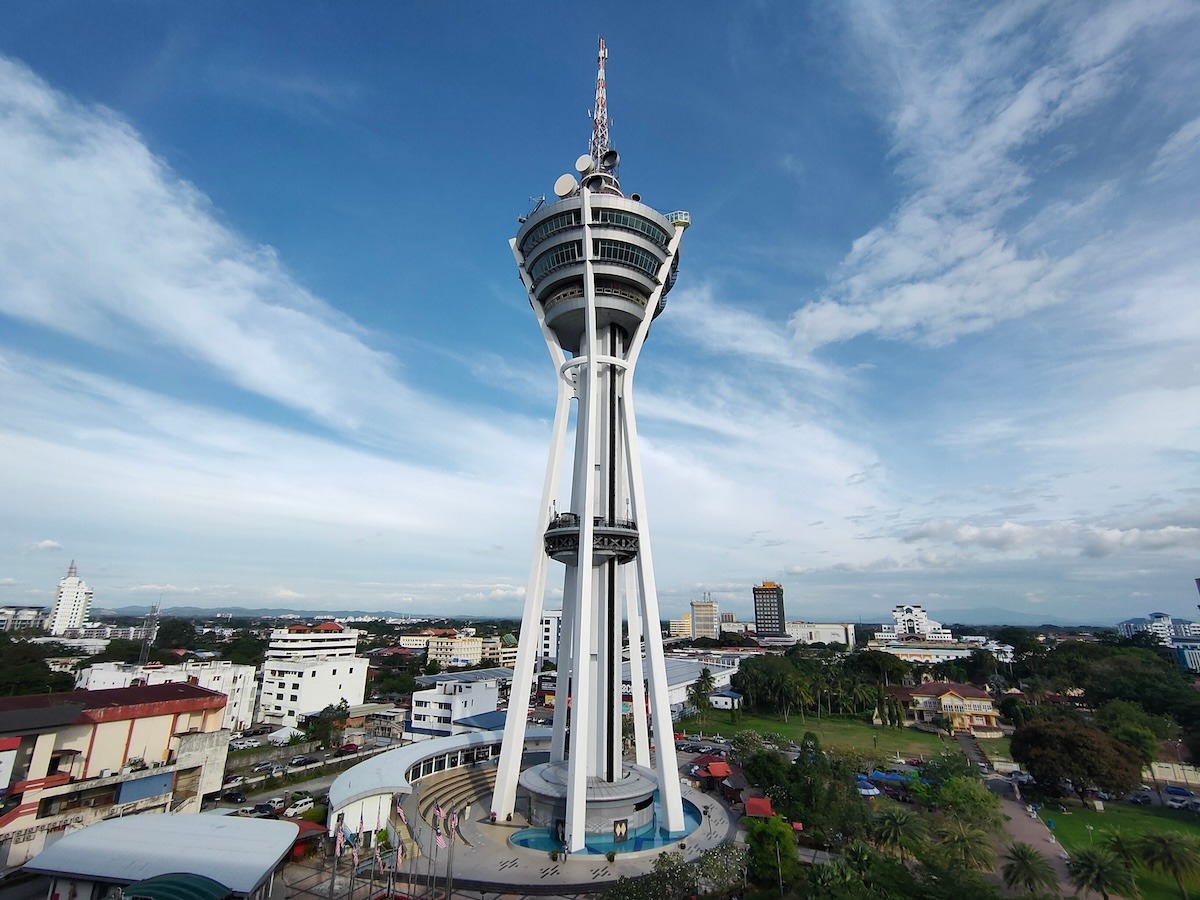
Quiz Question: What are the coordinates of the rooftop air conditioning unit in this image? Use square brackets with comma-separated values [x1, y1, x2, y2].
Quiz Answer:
[100, 769, 112, 778]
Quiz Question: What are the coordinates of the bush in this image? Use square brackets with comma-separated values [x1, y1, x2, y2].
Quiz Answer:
[606, 850, 616, 863]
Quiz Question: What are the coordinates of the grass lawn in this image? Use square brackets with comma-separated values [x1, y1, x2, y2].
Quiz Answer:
[976, 734, 1012, 762]
[1039, 801, 1200, 900]
[677, 713, 956, 763]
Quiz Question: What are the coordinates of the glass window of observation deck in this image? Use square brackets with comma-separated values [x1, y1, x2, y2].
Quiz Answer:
[529, 241, 583, 285]
[592, 239, 661, 278]
[592, 209, 670, 248]
[520, 210, 581, 255]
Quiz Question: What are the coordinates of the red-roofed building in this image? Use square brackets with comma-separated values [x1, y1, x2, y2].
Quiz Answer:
[904, 681, 1001, 736]
[0, 683, 228, 874]
[744, 797, 775, 818]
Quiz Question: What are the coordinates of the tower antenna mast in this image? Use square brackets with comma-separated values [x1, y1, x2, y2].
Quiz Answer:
[589, 37, 610, 165]
[138, 596, 161, 666]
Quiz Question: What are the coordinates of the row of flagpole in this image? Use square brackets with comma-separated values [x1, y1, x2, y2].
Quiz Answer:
[326, 795, 466, 899]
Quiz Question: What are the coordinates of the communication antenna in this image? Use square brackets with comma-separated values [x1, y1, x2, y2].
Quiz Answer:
[138, 596, 162, 666]
[589, 37, 611, 167]
[519, 195, 546, 224]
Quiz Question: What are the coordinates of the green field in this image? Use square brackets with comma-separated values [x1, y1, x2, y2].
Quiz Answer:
[1040, 802, 1200, 900]
[976, 734, 1012, 762]
[676, 713, 953, 763]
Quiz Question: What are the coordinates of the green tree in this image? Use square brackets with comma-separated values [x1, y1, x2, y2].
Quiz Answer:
[933, 821, 995, 872]
[0, 634, 75, 695]
[1002, 842, 1060, 896]
[154, 617, 196, 650]
[873, 806, 926, 864]
[650, 850, 695, 899]
[935, 775, 1003, 831]
[1101, 828, 1141, 880]
[1067, 846, 1137, 900]
[696, 842, 745, 895]
[687, 667, 715, 723]
[744, 815, 799, 885]
[1139, 832, 1200, 900]
[1011, 720, 1141, 802]
[304, 699, 350, 747]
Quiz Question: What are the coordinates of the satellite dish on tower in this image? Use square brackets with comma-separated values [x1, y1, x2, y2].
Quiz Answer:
[575, 154, 594, 174]
[601, 149, 620, 170]
[554, 174, 578, 198]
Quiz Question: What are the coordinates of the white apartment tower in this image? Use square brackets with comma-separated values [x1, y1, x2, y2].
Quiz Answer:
[257, 622, 368, 728]
[46, 561, 92, 636]
[539, 608, 563, 662]
[493, 39, 688, 851]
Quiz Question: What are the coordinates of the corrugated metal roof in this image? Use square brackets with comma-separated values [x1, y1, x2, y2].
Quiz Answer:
[23, 814, 299, 895]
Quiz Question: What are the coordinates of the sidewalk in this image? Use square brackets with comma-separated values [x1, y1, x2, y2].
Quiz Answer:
[998, 794, 1073, 894]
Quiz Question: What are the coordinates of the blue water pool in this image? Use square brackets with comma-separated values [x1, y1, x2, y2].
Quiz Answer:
[510, 793, 702, 855]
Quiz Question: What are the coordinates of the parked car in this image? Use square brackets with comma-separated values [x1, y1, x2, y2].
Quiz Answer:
[251, 761, 275, 773]
[265, 797, 286, 811]
[250, 803, 278, 818]
[289, 755, 318, 767]
[223, 774, 245, 786]
[284, 797, 315, 817]
[221, 790, 247, 804]
[229, 738, 261, 750]
[1129, 793, 1153, 805]
[269, 765, 286, 777]
[334, 743, 359, 757]
[1167, 796, 1190, 809]
[1165, 785, 1195, 797]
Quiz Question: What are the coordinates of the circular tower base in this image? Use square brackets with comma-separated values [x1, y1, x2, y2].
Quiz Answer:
[518, 761, 659, 843]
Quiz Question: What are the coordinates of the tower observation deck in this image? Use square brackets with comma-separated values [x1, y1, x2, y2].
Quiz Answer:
[491, 38, 691, 853]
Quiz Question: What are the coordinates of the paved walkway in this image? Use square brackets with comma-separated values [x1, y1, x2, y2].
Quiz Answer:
[285, 772, 740, 899]
[996, 790, 1074, 895]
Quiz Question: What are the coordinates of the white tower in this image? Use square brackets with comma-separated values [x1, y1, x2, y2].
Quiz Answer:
[47, 560, 92, 636]
[492, 38, 690, 853]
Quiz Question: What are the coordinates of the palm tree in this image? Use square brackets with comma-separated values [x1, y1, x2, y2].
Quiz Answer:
[1002, 842, 1060, 896]
[936, 821, 996, 872]
[1068, 846, 1136, 900]
[1139, 832, 1200, 900]
[1099, 835, 1137, 897]
[873, 807, 926, 864]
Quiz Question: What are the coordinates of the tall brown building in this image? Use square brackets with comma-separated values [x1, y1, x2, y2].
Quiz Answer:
[753, 581, 786, 636]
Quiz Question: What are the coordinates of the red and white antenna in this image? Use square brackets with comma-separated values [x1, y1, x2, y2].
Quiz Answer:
[589, 37, 610, 164]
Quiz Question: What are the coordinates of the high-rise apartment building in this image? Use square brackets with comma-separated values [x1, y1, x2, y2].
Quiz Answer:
[752, 581, 786, 636]
[539, 609, 563, 662]
[690, 599, 719, 640]
[46, 561, 92, 636]
[258, 622, 368, 727]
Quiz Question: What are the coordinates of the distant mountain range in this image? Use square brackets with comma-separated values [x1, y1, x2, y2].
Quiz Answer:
[97, 604, 1105, 628]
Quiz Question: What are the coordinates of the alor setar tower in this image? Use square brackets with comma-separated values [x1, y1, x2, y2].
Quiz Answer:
[491, 39, 690, 852]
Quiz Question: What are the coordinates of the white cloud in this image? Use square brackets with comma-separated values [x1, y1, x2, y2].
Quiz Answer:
[28, 540, 62, 551]
[1148, 116, 1200, 181]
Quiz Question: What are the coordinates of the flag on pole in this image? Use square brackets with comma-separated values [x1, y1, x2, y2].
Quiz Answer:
[351, 844, 359, 868]
[335, 827, 345, 858]
[358, 809, 365, 846]
[375, 844, 383, 872]
[434, 800, 444, 821]
[448, 810, 458, 843]
[435, 829, 446, 850]
[397, 804, 407, 825]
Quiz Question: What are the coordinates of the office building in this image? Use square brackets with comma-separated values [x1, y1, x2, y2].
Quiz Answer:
[752, 581, 786, 636]
[690, 599, 720, 640]
[76, 660, 258, 732]
[257, 622, 368, 727]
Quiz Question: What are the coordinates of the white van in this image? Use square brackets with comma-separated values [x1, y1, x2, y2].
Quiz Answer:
[283, 797, 314, 817]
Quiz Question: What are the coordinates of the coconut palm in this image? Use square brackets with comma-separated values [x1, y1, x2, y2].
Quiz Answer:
[1139, 831, 1200, 900]
[873, 807, 926, 864]
[936, 820, 996, 872]
[1101, 828, 1141, 883]
[1002, 842, 1060, 896]
[1068, 846, 1137, 900]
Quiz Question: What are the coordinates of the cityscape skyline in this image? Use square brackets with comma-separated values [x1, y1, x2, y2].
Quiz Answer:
[1, 3, 1198, 624]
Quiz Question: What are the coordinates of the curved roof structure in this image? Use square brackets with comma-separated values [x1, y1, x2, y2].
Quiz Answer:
[327, 727, 550, 810]
[24, 814, 298, 895]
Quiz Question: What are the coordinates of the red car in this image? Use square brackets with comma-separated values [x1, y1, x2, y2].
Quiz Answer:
[335, 742, 359, 756]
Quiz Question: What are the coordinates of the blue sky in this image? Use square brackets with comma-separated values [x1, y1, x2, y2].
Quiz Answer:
[1, 2, 1198, 625]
